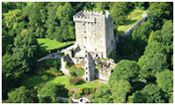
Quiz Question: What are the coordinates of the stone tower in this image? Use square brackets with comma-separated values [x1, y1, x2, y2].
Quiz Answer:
[84, 52, 96, 81]
[60, 10, 116, 82]
[73, 10, 115, 59]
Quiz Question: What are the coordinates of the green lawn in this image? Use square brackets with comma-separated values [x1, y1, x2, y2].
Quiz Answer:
[37, 38, 74, 51]
[49, 75, 105, 89]
[117, 9, 145, 35]
[22, 74, 105, 90]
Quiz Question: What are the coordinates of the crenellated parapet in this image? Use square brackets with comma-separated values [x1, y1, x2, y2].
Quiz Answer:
[73, 10, 104, 23]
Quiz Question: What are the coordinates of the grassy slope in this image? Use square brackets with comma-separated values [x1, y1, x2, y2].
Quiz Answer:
[49, 76, 105, 89]
[37, 38, 74, 51]
[21, 74, 105, 90]
[117, 9, 145, 35]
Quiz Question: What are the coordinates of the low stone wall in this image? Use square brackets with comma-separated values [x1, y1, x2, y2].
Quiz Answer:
[124, 12, 148, 36]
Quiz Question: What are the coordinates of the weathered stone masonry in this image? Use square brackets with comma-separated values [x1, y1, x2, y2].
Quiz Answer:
[60, 10, 116, 82]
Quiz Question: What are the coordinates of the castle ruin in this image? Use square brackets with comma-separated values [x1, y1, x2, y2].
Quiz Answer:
[60, 10, 116, 82]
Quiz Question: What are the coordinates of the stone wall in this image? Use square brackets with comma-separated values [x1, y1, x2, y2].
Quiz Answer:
[96, 59, 116, 81]
[124, 12, 148, 36]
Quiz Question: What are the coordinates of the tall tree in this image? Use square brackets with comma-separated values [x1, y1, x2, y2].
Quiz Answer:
[46, 3, 74, 41]
[13, 29, 40, 72]
[138, 20, 173, 80]
[26, 3, 47, 38]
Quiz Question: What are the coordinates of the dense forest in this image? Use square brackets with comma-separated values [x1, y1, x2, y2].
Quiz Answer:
[2, 2, 173, 103]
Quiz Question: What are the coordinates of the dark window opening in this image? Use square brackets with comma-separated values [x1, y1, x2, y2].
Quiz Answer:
[86, 77, 88, 81]
[71, 50, 75, 57]
[85, 36, 87, 39]
[84, 31, 86, 33]
[96, 54, 98, 57]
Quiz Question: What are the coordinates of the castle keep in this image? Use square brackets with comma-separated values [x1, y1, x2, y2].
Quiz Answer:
[60, 10, 116, 82]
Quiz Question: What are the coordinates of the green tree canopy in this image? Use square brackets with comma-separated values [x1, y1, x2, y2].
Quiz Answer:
[110, 60, 140, 83]
[128, 91, 147, 103]
[156, 70, 173, 93]
[93, 2, 109, 12]
[7, 86, 34, 103]
[38, 83, 68, 103]
[26, 3, 47, 38]
[128, 84, 166, 103]
[110, 80, 131, 103]
[147, 2, 172, 30]
[155, 70, 173, 102]
[110, 2, 129, 25]
[46, 3, 74, 41]
[91, 86, 113, 103]
[140, 84, 166, 103]
[138, 20, 173, 80]
[2, 53, 23, 79]
[13, 29, 40, 72]
[138, 42, 168, 79]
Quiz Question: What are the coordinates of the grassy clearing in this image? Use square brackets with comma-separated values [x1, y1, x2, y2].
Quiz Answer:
[37, 38, 74, 51]
[117, 9, 145, 35]
[22, 74, 105, 90]
[49, 75, 105, 89]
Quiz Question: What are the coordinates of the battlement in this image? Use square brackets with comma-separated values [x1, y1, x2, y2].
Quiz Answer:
[73, 10, 108, 22]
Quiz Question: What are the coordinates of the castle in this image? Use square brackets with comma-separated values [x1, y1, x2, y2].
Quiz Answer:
[60, 10, 116, 82]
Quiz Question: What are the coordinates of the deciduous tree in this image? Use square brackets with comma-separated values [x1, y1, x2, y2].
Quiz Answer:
[7, 86, 34, 103]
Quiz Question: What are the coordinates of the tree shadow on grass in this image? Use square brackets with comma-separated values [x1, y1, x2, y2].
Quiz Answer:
[20, 73, 55, 88]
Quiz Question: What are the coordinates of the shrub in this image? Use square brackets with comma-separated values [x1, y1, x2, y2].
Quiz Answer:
[69, 66, 84, 77]
[82, 88, 91, 95]
[45, 68, 63, 77]
[41, 75, 48, 80]
[69, 77, 84, 85]
[74, 92, 81, 99]
[82, 88, 96, 95]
